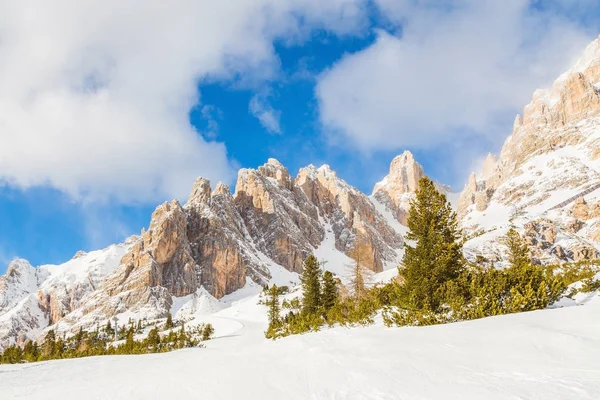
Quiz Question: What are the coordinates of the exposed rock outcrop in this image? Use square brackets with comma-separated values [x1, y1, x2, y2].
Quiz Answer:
[38, 158, 406, 340]
[372, 150, 451, 225]
[571, 197, 600, 220]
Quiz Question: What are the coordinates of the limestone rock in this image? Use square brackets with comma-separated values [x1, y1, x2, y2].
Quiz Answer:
[571, 244, 599, 262]
[297, 164, 403, 272]
[588, 221, 600, 242]
[570, 197, 600, 220]
[563, 218, 584, 234]
[460, 36, 600, 220]
[552, 245, 568, 261]
[372, 150, 451, 226]
[462, 36, 600, 263]
[235, 161, 323, 272]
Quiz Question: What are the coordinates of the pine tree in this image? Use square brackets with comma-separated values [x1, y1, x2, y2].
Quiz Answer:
[23, 340, 39, 362]
[105, 320, 113, 337]
[503, 228, 531, 268]
[267, 284, 282, 330]
[401, 177, 464, 311]
[300, 254, 322, 315]
[178, 324, 187, 348]
[321, 270, 338, 312]
[201, 324, 215, 341]
[42, 329, 57, 359]
[124, 327, 135, 353]
[75, 327, 84, 343]
[147, 328, 161, 352]
[165, 312, 174, 330]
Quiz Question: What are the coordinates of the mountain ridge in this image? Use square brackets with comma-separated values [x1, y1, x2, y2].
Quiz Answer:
[0, 155, 417, 348]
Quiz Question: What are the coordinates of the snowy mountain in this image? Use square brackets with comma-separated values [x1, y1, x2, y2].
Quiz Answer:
[459, 36, 600, 266]
[0, 243, 131, 348]
[0, 158, 409, 349]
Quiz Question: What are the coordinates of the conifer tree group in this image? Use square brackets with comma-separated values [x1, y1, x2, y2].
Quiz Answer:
[263, 176, 583, 336]
[0, 315, 215, 364]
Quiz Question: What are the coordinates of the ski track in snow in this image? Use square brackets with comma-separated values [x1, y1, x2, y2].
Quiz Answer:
[1, 291, 600, 400]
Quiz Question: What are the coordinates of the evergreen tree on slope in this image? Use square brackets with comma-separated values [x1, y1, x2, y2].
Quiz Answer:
[321, 270, 339, 313]
[401, 177, 464, 311]
[265, 284, 282, 339]
[301, 255, 322, 315]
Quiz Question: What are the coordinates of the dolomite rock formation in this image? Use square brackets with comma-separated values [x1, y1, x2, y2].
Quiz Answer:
[0, 244, 130, 349]
[3, 157, 406, 346]
[457, 154, 502, 218]
[571, 197, 600, 220]
[571, 244, 599, 262]
[234, 159, 324, 273]
[296, 164, 402, 271]
[461, 37, 600, 220]
[462, 36, 600, 264]
[372, 150, 451, 225]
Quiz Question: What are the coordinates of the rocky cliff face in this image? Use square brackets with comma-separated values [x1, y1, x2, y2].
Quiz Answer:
[461, 36, 600, 265]
[0, 158, 406, 348]
[372, 150, 452, 225]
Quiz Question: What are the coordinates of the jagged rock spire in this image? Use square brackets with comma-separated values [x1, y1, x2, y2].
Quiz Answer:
[186, 177, 212, 207]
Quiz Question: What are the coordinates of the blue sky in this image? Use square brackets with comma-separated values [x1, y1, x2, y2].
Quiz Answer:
[1, 0, 600, 273]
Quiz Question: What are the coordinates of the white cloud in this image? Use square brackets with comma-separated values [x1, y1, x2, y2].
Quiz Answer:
[249, 91, 282, 134]
[317, 0, 595, 153]
[0, 0, 367, 203]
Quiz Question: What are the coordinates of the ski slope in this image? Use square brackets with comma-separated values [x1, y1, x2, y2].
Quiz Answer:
[1, 292, 599, 399]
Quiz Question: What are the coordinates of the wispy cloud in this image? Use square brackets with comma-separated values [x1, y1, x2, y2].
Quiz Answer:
[200, 105, 224, 140]
[249, 91, 283, 134]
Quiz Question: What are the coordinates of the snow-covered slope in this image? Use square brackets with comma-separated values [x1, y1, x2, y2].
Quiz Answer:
[1, 288, 598, 400]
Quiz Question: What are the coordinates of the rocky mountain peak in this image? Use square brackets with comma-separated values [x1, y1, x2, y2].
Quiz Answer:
[212, 181, 231, 197]
[0, 157, 407, 347]
[186, 177, 212, 207]
[373, 150, 424, 196]
[459, 35, 600, 221]
[72, 250, 87, 259]
[481, 153, 498, 180]
[258, 158, 293, 189]
[370, 150, 452, 226]
[0, 259, 37, 312]
[4, 259, 34, 278]
[513, 114, 523, 131]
